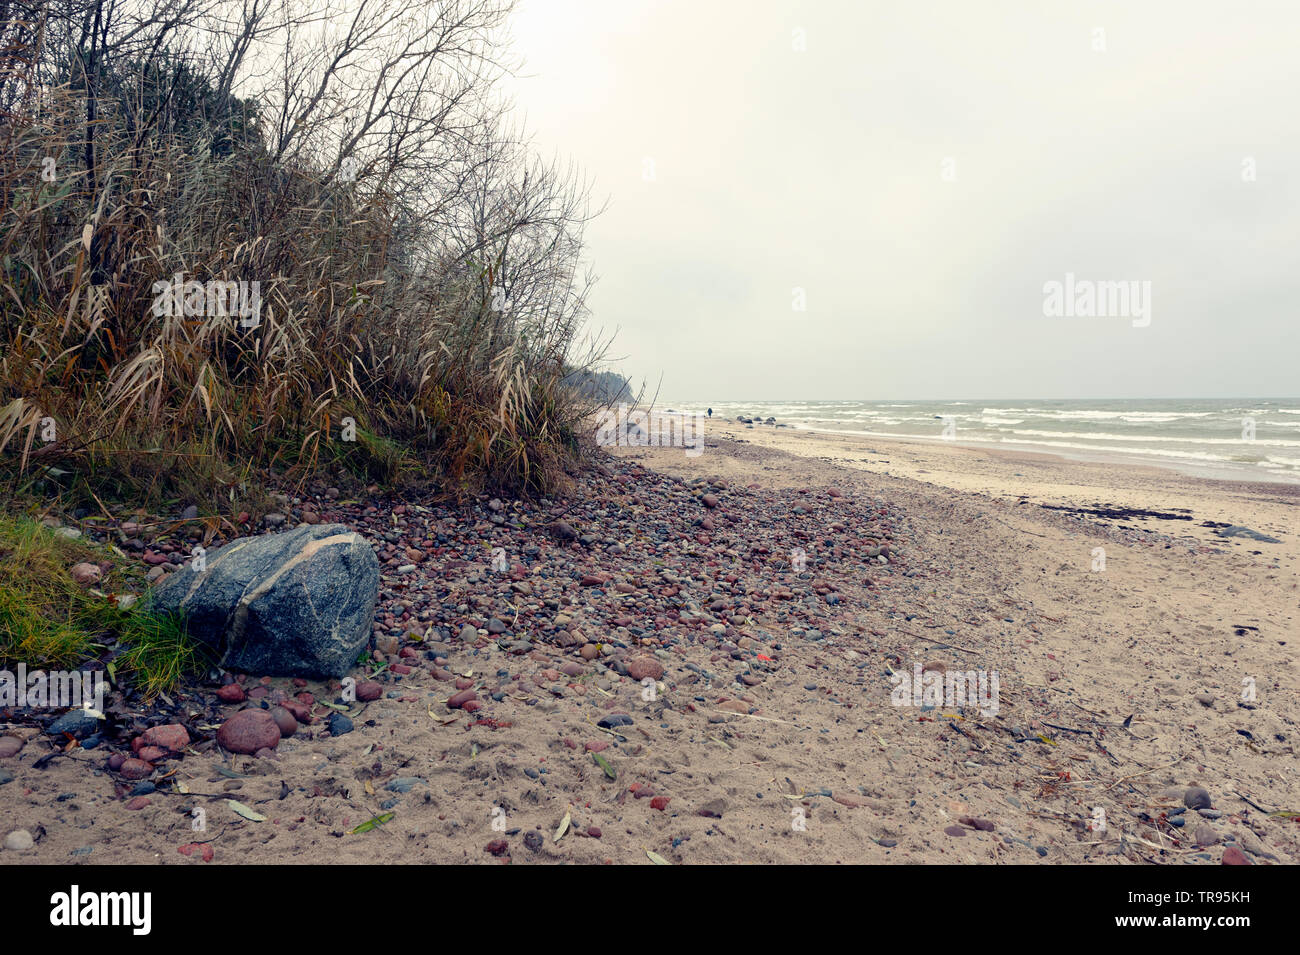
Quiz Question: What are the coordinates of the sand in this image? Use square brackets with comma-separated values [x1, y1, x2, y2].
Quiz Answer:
[2, 420, 1296, 865]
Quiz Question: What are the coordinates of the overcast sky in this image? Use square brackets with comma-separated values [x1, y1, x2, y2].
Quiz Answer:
[505, 0, 1299, 401]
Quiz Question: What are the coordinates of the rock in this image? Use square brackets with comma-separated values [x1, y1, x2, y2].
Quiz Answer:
[355, 681, 383, 702]
[1194, 692, 1215, 707]
[650, 795, 671, 811]
[586, 826, 602, 838]
[139, 724, 190, 753]
[269, 706, 298, 737]
[523, 831, 543, 853]
[217, 709, 282, 754]
[697, 798, 727, 818]
[579, 644, 600, 661]
[1221, 846, 1252, 865]
[1183, 786, 1212, 810]
[216, 683, 246, 703]
[701, 494, 720, 509]
[549, 522, 578, 542]
[47, 709, 99, 739]
[597, 713, 633, 728]
[626, 657, 664, 681]
[3, 830, 34, 851]
[0, 737, 23, 758]
[458, 624, 479, 643]
[148, 524, 380, 678]
[326, 712, 354, 736]
[70, 562, 102, 586]
[484, 839, 509, 856]
[447, 689, 477, 709]
[1194, 824, 1220, 846]
[118, 758, 154, 780]
[384, 777, 424, 793]
[943, 825, 967, 837]
[125, 796, 151, 811]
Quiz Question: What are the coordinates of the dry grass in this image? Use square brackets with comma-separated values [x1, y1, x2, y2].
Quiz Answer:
[1, 14, 606, 509]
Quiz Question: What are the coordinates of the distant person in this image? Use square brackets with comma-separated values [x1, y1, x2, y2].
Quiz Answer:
[707, 408, 712, 417]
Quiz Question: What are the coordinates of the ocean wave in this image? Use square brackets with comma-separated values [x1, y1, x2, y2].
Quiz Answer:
[1005, 428, 1300, 447]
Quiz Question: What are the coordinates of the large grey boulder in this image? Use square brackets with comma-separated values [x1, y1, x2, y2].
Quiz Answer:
[149, 524, 379, 678]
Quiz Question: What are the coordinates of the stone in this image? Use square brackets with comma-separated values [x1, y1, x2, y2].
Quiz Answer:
[326, 712, 354, 736]
[1194, 824, 1220, 847]
[597, 713, 633, 728]
[459, 624, 479, 643]
[47, 709, 99, 739]
[549, 522, 578, 542]
[70, 562, 102, 586]
[485, 839, 509, 856]
[1183, 786, 1212, 810]
[355, 681, 383, 702]
[269, 706, 298, 737]
[217, 709, 281, 754]
[1221, 846, 1251, 865]
[118, 758, 154, 780]
[447, 689, 477, 709]
[216, 683, 246, 703]
[697, 798, 727, 818]
[148, 524, 380, 678]
[139, 724, 190, 753]
[626, 657, 664, 681]
[0, 737, 23, 758]
[3, 830, 34, 851]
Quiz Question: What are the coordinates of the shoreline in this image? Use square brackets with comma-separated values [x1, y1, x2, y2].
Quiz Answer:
[780, 423, 1300, 487]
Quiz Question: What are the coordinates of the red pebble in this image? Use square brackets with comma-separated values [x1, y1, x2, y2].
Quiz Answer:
[651, 796, 671, 811]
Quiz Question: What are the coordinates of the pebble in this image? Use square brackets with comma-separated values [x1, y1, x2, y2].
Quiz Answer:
[218, 709, 282, 754]
[269, 706, 298, 737]
[116, 758, 153, 779]
[3, 830, 34, 851]
[1194, 824, 1220, 846]
[327, 713, 354, 736]
[47, 709, 99, 739]
[0, 737, 23, 758]
[1183, 786, 1212, 810]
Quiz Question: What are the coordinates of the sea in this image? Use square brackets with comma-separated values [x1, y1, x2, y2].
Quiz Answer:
[667, 398, 1300, 484]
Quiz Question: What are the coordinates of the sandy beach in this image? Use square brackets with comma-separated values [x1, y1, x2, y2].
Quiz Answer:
[2, 419, 1296, 865]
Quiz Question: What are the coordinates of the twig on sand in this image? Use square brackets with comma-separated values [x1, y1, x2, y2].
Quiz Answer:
[1105, 755, 1185, 791]
[707, 708, 807, 728]
[989, 515, 1049, 538]
[1233, 791, 1273, 813]
[896, 627, 979, 654]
